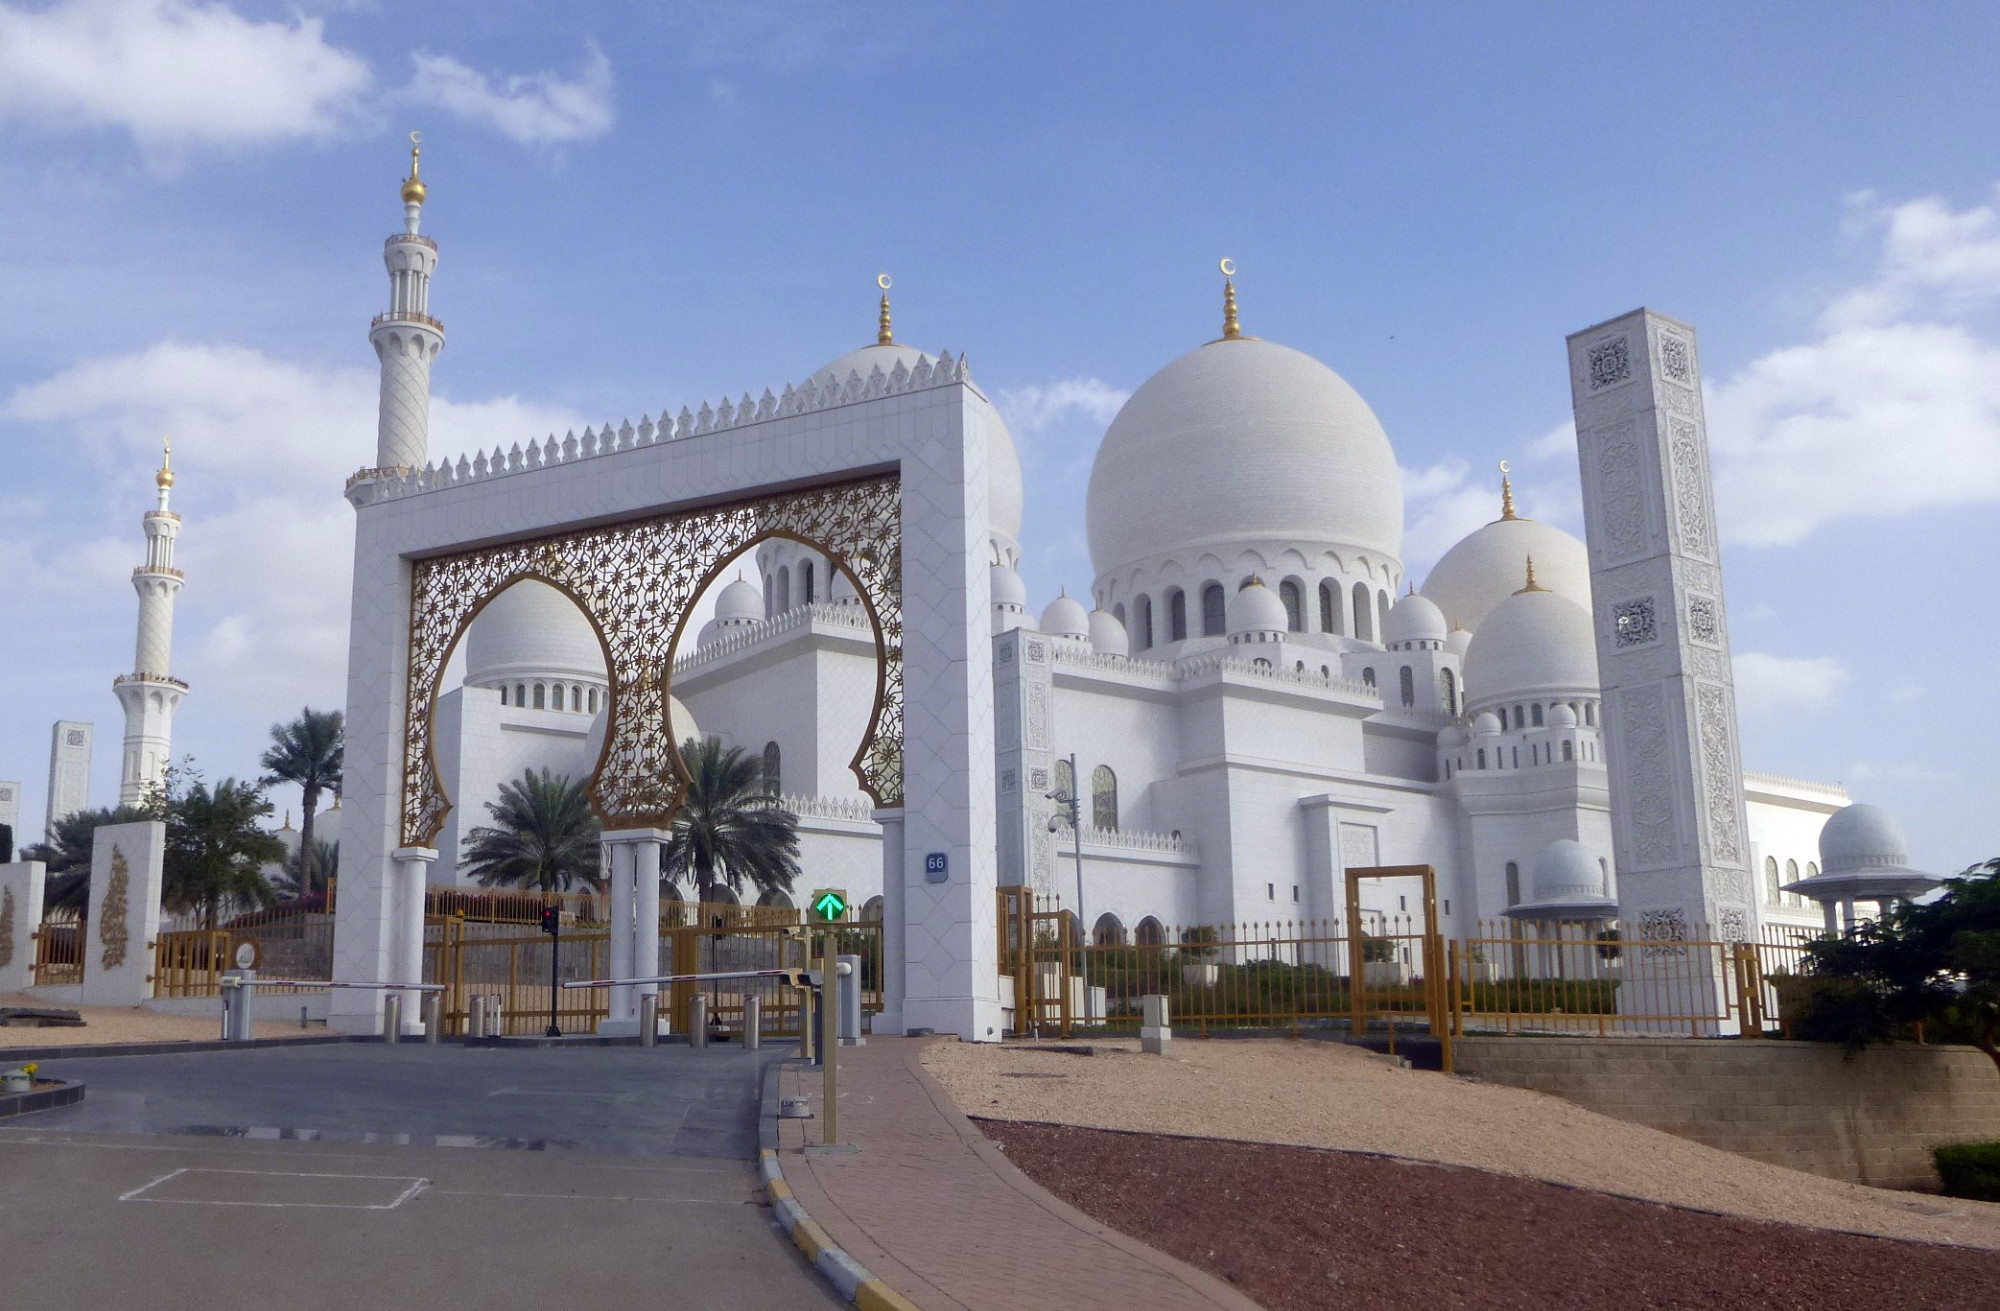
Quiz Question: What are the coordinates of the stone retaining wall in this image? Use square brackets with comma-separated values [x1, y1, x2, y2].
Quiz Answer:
[1452, 1036, 2000, 1190]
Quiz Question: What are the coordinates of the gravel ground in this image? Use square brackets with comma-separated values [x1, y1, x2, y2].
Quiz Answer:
[983, 1121, 2000, 1311]
[0, 991, 233, 1047]
[922, 1037, 2000, 1249]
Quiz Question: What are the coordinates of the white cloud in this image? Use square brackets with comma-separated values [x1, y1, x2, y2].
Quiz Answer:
[1848, 760, 1952, 783]
[1703, 187, 2000, 547]
[995, 378, 1129, 434]
[1398, 458, 1583, 576]
[3, 340, 586, 706]
[406, 43, 614, 145]
[0, 0, 371, 156]
[1733, 652, 1849, 716]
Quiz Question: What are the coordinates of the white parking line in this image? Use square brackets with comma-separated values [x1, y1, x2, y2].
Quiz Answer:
[119, 1168, 430, 1209]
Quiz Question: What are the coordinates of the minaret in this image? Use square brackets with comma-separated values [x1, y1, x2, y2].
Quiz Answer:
[363, 133, 444, 477]
[113, 438, 187, 805]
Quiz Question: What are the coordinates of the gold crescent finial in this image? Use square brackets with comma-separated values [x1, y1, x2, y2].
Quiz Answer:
[401, 131, 427, 205]
[1515, 555, 1549, 594]
[876, 273, 894, 345]
[1499, 459, 1517, 520]
[1219, 258, 1241, 340]
[156, 434, 175, 489]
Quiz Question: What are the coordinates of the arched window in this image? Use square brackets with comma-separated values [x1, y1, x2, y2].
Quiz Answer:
[497, 685, 509, 706]
[757, 888, 794, 909]
[1135, 916, 1166, 947]
[1807, 861, 1819, 878]
[1253, 657, 1271, 669]
[1765, 856, 1781, 902]
[1378, 590, 1391, 640]
[1133, 594, 1153, 649]
[1092, 912, 1126, 946]
[1785, 859, 1798, 887]
[1476, 748, 1487, 769]
[588, 687, 599, 714]
[861, 896, 884, 924]
[515, 683, 526, 706]
[762, 741, 781, 795]
[551, 681, 563, 708]
[571, 685, 582, 711]
[1201, 582, 1226, 636]
[1561, 740, 1574, 761]
[1167, 588, 1188, 642]
[775, 565, 790, 613]
[1319, 580, 1340, 634]
[1512, 705, 1525, 730]
[1091, 766, 1118, 831]
[1320, 665, 1330, 678]
[1532, 704, 1544, 727]
[533, 683, 546, 709]
[1113, 602, 1126, 629]
[1399, 665, 1415, 708]
[801, 561, 815, 604]
[1361, 667, 1376, 688]
[1505, 861, 1521, 906]
[1439, 668, 1457, 715]
[1279, 579, 1304, 632]
[1584, 702, 1596, 727]
[1352, 581, 1374, 642]
[1053, 757, 1074, 803]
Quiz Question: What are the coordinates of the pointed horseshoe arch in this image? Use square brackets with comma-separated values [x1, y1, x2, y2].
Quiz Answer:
[399, 474, 901, 847]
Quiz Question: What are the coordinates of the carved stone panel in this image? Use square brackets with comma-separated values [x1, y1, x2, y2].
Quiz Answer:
[1617, 686, 1680, 865]
[1613, 597, 1657, 648]
[1695, 683, 1742, 864]
[1593, 418, 1648, 563]
[1667, 419, 1714, 561]
[1587, 335, 1633, 392]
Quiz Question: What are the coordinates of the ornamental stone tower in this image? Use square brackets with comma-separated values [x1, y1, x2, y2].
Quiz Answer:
[365, 135, 443, 476]
[1568, 310, 1753, 951]
[113, 440, 187, 805]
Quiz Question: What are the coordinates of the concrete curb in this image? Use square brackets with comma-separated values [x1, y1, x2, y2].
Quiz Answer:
[758, 1061, 921, 1311]
[0, 1034, 371, 1062]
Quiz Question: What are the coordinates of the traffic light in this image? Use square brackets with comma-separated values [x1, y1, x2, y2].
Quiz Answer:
[539, 906, 560, 936]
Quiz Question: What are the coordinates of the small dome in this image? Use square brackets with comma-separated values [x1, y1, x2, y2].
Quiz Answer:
[465, 580, 606, 687]
[1383, 591, 1447, 646]
[1819, 804, 1914, 874]
[1472, 711, 1502, 736]
[1444, 625, 1472, 658]
[1463, 585, 1598, 708]
[1040, 592, 1091, 639]
[1088, 608, 1130, 657]
[990, 562, 1027, 608]
[1228, 578, 1289, 636]
[1531, 839, 1614, 904]
[715, 575, 763, 623]
[1424, 517, 1592, 634]
[1549, 703, 1578, 728]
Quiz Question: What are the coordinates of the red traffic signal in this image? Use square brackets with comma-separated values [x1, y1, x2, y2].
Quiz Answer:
[539, 906, 560, 936]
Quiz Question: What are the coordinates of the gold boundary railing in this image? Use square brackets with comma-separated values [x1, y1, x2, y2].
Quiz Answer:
[31, 912, 85, 986]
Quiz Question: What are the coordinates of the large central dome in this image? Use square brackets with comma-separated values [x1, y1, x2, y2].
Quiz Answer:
[1086, 337, 1403, 582]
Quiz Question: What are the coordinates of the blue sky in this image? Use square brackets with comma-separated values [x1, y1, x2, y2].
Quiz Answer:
[1, 2, 1996, 874]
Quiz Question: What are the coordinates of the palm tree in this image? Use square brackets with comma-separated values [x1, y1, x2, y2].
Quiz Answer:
[259, 708, 343, 898]
[462, 768, 602, 892]
[161, 777, 288, 928]
[272, 839, 338, 902]
[22, 804, 149, 913]
[663, 737, 800, 901]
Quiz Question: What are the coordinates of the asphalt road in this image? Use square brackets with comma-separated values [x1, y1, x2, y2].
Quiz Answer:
[0, 1043, 843, 1310]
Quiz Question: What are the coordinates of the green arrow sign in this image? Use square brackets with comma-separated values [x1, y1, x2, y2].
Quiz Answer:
[811, 889, 848, 922]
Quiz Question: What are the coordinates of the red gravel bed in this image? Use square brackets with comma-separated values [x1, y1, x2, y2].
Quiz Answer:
[979, 1120, 2000, 1311]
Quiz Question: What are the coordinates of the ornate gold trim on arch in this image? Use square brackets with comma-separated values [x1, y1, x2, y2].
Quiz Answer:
[401, 474, 901, 848]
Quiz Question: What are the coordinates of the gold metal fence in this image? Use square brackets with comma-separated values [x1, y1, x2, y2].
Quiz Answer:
[153, 906, 337, 997]
[31, 913, 84, 986]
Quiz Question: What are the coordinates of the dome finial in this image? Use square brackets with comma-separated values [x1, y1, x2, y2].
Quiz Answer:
[155, 434, 175, 490]
[876, 273, 893, 346]
[1515, 554, 1549, 594]
[1498, 459, 1517, 520]
[1219, 258, 1242, 340]
[400, 131, 427, 206]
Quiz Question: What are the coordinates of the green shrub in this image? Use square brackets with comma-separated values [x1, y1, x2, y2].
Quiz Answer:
[1934, 1142, 2000, 1201]
[1361, 935, 1396, 964]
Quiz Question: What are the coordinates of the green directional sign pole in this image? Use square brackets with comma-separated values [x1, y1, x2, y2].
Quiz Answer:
[811, 889, 848, 922]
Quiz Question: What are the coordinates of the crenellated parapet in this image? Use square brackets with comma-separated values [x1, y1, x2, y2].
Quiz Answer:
[670, 601, 874, 674]
[347, 351, 976, 506]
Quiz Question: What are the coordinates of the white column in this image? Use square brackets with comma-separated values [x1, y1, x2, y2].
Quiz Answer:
[634, 836, 662, 1015]
[875, 808, 906, 1035]
[0, 861, 46, 993]
[607, 838, 633, 1022]
[392, 846, 435, 1034]
[81, 820, 166, 1007]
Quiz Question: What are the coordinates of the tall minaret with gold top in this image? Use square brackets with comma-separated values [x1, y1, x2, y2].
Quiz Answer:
[364, 133, 445, 477]
[114, 438, 187, 804]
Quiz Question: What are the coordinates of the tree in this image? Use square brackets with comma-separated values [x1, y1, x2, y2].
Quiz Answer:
[148, 763, 288, 929]
[662, 737, 799, 901]
[272, 839, 338, 902]
[22, 804, 149, 914]
[462, 768, 601, 892]
[1794, 858, 2000, 1082]
[259, 708, 343, 899]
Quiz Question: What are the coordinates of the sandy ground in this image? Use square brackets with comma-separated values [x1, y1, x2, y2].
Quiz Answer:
[923, 1036, 2000, 1250]
[0, 991, 233, 1048]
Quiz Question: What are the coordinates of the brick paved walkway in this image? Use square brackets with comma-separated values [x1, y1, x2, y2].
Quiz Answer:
[777, 1038, 1261, 1310]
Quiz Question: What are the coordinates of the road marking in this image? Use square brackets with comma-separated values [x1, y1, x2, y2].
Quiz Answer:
[425, 1188, 751, 1206]
[119, 1168, 430, 1210]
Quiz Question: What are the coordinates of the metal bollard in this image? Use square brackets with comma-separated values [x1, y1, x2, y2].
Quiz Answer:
[383, 993, 402, 1044]
[689, 993, 708, 1049]
[638, 994, 658, 1048]
[424, 992, 443, 1044]
[743, 995, 761, 1051]
[470, 995, 487, 1040]
[837, 955, 863, 1046]
[488, 994, 505, 1037]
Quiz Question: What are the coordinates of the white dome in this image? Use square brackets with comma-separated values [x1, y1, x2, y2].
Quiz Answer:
[1819, 804, 1914, 874]
[1087, 608, 1129, 657]
[1086, 337, 1403, 582]
[1228, 578, 1289, 635]
[990, 562, 1027, 608]
[465, 580, 607, 687]
[1472, 711, 1502, 735]
[1384, 591, 1447, 646]
[1549, 702, 1578, 728]
[811, 341, 1022, 551]
[1444, 625, 1472, 658]
[1040, 592, 1091, 639]
[1423, 517, 1592, 634]
[1463, 586, 1598, 708]
[1532, 839, 1608, 902]
[715, 575, 763, 623]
